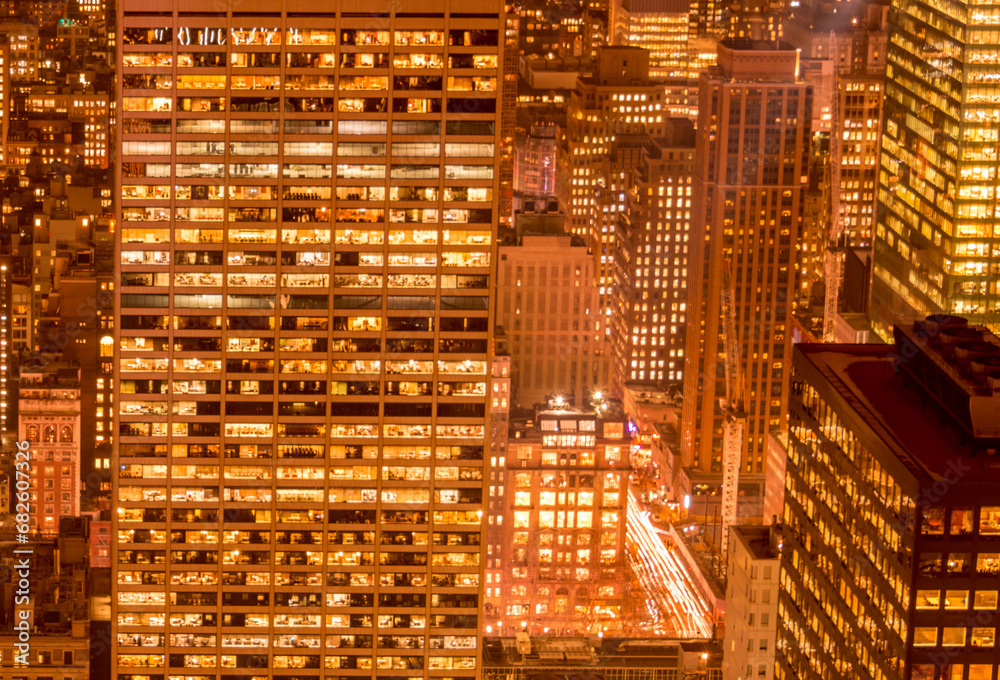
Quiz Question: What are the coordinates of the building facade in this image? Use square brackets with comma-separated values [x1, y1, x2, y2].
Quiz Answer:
[485, 353, 511, 626]
[114, 2, 503, 679]
[777, 318, 1000, 680]
[611, 0, 696, 117]
[497, 233, 610, 406]
[18, 364, 81, 534]
[0, 20, 38, 81]
[25, 89, 111, 169]
[623, 125, 694, 385]
[558, 46, 666, 349]
[681, 41, 810, 510]
[871, 0, 1000, 338]
[722, 525, 780, 680]
[486, 403, 630, 635]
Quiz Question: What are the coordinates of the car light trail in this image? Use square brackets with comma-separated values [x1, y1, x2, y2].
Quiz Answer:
[626, 487, 713, 638]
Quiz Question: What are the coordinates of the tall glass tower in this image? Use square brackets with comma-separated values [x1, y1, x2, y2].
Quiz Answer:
[871, 0, 1000, 339]
[113, 2, 501, 679]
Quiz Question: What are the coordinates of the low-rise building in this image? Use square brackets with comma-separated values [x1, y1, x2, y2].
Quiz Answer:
[484, 636, 723, 680]
[723, 525, 781, 680]
[0, 526, 92, 680]
[486, 399, 631, 634]
[17, 362, 81, 534]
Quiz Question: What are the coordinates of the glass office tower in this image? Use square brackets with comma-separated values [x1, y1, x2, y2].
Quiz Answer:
[113, 2, 502, 679]
[871, 0, 1000, 339]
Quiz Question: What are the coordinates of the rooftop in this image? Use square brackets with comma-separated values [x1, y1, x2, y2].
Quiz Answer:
[796, 339, 1000, 485]
[483, 636, 721, 669]
[732, 525, 780, 561]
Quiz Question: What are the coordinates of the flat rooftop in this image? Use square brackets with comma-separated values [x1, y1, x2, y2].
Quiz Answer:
[732, 525, 780, 561]
[796, 344, 1000, 483]
[483, 636, 721, 668]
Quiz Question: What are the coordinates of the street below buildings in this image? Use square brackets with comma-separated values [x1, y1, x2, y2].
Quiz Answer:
[625, 485, 714, 638]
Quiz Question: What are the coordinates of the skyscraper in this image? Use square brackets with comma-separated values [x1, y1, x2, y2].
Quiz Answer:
[114, 3, 502, 679]
[681, 41, 810, 522]
[777, 319, 1000, 680]
[622, 123, 695, 385]
[871, 0, 1000, 339]
[558, 46, 665, 390]
[611, 0, 696, 116]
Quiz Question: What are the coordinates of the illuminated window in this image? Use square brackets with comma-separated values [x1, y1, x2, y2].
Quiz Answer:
[944, 591, 968, 610]
[942, 628, 965, 647]
[971, 628, 995, 647]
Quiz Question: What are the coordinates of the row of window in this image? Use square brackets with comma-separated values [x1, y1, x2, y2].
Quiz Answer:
[123, 141, 495, 157]
[921, 506, 1000, 536]
[121, 250, 491, 267]
[123, 273, 488, 290]
[123, 162, 495, 180]
[122, 231, 490, 249]
[124, 27, 498, 47]
[22, 424, 74, 443]
[119, 444, 481, 459]
[912, 626, 995, 647]
[119, 423, 487, 438]
[123, 184, 492, 201]
[125, 51, 495, 70]
[120, 293, 488, 310]
[122, 96, 496, 114]
[116, 632, 476, 650]
[124, 74, 497, 91]
[122, 208, 493, 224]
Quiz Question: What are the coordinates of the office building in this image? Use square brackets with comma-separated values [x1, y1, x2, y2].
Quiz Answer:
[784, 0, 888, 339]
[558, 46, 665, 386]
[114, 2, 503, 679]
[0, 20, 38, 81]
[871, 0, 1000, 338]
[689, 0, 725, 39]
[680, 41, 810, 520]
[622, 123, 695, 385]
[497, 233, 610, 406]
[776, 317, 1000, 680]
[722, 525, 780, 680]
[486, 401, 630, 635]
[612, 0, 697, 117]
[559, 45, 665, 240]
[18, 363, 82, 534]
[612, 0, 689, 79]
